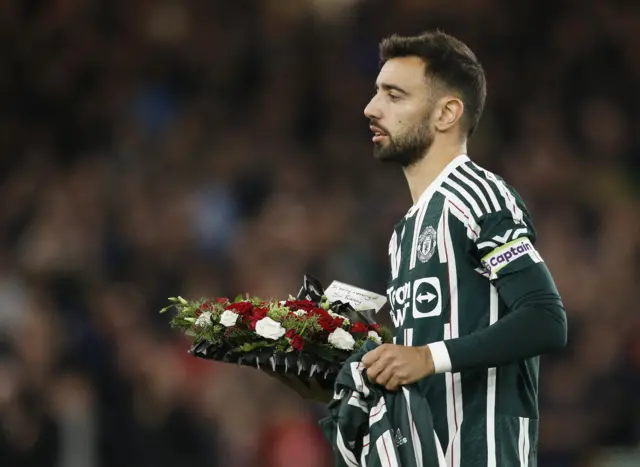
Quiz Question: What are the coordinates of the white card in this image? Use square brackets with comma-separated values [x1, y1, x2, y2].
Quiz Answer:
[324, 281, 387, 313]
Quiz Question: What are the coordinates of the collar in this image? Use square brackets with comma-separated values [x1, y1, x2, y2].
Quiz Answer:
[406, 154, 470, 218]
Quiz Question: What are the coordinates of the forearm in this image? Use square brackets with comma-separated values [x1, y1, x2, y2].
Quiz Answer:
[428, 264, 568, 373]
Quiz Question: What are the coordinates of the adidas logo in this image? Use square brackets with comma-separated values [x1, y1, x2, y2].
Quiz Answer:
[395, 428, 407, 447]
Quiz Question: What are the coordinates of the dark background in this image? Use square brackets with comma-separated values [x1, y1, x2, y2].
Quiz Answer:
[0, 1, 638, 466]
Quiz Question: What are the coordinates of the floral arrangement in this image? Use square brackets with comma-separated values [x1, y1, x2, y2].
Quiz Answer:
[160, 275, 393, 388]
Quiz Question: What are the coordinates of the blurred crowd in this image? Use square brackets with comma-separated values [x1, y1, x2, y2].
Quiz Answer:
[0, 1, 639, 466]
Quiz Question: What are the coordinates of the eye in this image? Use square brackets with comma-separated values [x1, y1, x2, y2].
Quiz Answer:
[388, 93, 401, 102]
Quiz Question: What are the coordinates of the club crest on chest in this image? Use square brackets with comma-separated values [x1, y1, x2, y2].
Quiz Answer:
[417, 226, 437, 264]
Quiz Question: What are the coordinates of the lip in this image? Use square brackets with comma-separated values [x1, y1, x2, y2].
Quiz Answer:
[370, 125, 388, 143]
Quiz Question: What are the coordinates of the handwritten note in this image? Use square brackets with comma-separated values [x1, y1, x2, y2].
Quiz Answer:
[324, 281, 387, 313]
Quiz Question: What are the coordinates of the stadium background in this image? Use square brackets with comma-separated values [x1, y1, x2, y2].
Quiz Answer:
[0, 1, 638, 466]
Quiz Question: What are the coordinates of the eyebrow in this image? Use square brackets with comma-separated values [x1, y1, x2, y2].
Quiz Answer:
[376, 82, 410, 96]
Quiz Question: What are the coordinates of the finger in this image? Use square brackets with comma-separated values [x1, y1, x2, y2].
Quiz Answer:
[367, 360, 393, 384]
[366, 360, 386, 381]
[385, 375, 401, 391]
[360, 347, 380, 368]
[361, 346, 384, 367]
[374, 366, 395, 388]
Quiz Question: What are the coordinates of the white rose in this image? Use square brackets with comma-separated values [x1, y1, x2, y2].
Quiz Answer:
[219, 310, 239, 327]
[328, 328, 355, 350]
[195, 311, 212, 328]
[367, 330, 382, 344]
[255, 317, 286, 340]
[294, 310, 307, 316]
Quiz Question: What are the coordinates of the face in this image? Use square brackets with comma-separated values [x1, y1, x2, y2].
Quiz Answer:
[364, 56, 436, 168]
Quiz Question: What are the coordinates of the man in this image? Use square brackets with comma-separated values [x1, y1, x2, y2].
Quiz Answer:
[360, 30, 568, 467]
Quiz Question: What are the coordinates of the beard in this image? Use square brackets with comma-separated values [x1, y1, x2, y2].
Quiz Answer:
[372, 117, 434, 168]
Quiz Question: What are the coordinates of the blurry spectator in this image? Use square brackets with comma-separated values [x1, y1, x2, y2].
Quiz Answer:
[0, 1, 638, 466]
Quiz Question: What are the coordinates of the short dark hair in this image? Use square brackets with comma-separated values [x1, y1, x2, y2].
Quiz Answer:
[379, 30, 487, 138]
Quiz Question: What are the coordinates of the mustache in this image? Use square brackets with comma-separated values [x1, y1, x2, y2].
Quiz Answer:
[369, 121, 390, 135]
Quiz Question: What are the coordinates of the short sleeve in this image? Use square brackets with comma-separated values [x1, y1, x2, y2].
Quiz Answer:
[437, 161, 545, 281]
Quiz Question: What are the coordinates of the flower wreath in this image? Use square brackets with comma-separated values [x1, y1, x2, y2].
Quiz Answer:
[160, 275, 393, 388]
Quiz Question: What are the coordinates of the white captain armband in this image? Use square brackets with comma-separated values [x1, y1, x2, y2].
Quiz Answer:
[480, 237, 543, 280]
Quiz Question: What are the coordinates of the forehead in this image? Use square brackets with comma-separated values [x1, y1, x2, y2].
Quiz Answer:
[376, 56, 428, 93]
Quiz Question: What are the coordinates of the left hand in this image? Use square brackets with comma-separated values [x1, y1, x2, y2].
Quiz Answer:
[361, 344, 435, 391]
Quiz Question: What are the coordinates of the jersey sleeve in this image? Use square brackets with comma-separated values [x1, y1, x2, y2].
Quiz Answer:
[449, 165, 544, 281]
[471, 208, 544, 281]
[439, 162, 544, 280]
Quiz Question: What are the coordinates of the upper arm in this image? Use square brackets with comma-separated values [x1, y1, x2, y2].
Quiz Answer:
[473, 209, 544, 281]
[439, 164, 544, 281]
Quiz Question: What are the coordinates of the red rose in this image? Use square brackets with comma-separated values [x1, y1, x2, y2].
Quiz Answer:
[216, 297, 229, 304]
[225, 301, 254, 316]
[369, 323, 381, 333]
[318, 314, 343, 333]
[310, 307, 329, 317]
[195, 300, 215, 316]
[351, 322, 368, 334]
[285, 329, 297, 339]
[285, 300, 316, 312]
[244, 307, 269, 330]
[252, 306, 268, 320]
[290, 335, 305, 351]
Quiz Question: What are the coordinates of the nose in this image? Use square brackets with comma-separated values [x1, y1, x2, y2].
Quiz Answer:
[364, 95, 381, 120]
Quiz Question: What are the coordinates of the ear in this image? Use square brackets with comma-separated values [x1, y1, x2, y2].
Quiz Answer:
[434, 97, 464, 133]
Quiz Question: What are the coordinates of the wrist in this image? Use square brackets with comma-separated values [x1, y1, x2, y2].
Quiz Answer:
[421, 345, 435, 375]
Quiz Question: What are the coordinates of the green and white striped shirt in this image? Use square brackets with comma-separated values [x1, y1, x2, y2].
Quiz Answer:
[320, 341, 446, 467]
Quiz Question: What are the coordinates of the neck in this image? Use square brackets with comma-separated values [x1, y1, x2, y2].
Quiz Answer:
[403, 138, 467, 204]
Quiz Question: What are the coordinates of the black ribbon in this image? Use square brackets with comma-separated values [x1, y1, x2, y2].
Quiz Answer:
[297, 274, 377, 325]
[296, 274, 325, 302]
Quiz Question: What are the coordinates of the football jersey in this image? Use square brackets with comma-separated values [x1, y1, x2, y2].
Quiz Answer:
[386, 154, 542, 466]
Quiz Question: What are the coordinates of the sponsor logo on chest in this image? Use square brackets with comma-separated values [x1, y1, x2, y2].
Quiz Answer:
[386, 277, 442, 328]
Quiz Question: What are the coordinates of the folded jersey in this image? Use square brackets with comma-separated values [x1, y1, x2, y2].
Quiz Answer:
[319, 340, 446, 467]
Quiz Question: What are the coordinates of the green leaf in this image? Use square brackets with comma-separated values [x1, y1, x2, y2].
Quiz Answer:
[159, 305, 174, 314]
[236, 341, 276, 353]
[379, 326, 394, 343]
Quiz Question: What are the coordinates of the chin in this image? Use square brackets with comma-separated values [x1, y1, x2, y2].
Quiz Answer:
[373, 146, 426, 168]
[373, 146, 402, 163]
[372, 143, 391, 159]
